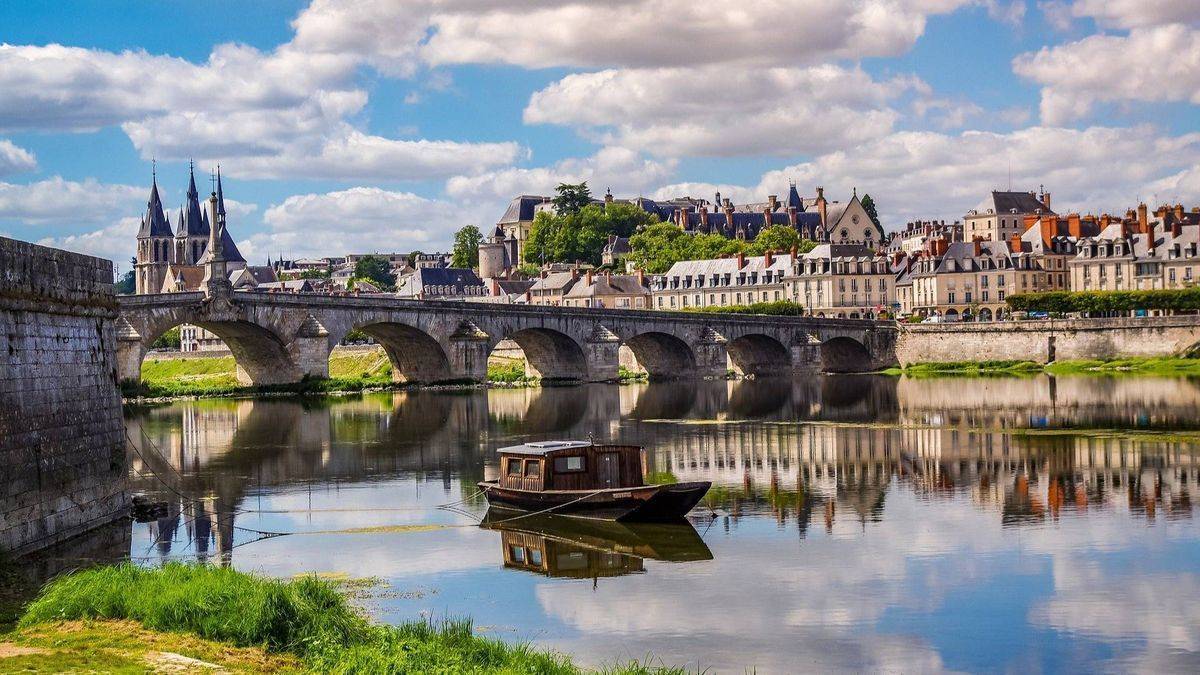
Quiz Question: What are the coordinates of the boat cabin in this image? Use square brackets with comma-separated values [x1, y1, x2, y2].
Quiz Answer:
[496, 441, 646, 492]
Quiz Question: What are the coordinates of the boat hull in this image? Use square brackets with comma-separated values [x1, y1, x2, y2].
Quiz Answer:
[479, 480, 711, 521]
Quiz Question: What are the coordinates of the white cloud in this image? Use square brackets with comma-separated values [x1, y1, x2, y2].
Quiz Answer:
[243, 187, 484, 260]
[525, 65, 915, 157]
[0, 42, 520, 180]
[652, 125, 1200, 227]
[1069, 0, 1200, 29]
[0, 176, 142, 226]
[1013, 24, 1200, 124]
[422, 0, 973, 69]
[36, 216, 140, 265]
[0, 140, 36, 175]
[445, 147, 677, 202]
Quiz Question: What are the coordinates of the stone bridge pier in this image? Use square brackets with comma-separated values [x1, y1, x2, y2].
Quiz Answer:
[116, 293, 899, 386]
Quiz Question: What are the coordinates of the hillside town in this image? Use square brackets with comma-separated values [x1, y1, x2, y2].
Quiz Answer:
[132, 168, 1200, 330]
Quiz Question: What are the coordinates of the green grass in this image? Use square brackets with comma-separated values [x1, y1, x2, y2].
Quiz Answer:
[15, 563, 683, 674]
[487, 358, 532, 384]
[885, 356, 1200, 378]
[643, 470, 678, 485]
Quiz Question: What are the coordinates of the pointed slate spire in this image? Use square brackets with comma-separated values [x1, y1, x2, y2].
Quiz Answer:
[787, 182, 804, 211]
[216, 165, 227, 218]
[179, 160, 209, 237]
[137, 173, 173, 238]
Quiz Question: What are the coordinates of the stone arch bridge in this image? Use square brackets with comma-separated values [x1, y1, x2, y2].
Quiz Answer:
[116, 292, 898, 386]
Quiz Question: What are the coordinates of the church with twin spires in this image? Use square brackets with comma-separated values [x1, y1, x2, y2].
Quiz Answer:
[134, 164, 248, 295]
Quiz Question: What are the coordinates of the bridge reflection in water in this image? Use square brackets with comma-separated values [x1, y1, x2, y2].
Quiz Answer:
[124, 373, 1200, 564]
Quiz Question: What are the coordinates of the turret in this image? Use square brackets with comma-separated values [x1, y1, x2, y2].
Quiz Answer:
[175, 161, 209, 264]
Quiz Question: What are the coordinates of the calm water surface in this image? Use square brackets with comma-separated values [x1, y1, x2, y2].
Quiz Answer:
[120, 375, 1200, 673]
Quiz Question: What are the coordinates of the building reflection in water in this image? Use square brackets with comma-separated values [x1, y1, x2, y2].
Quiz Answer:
[123, 374, 1200, 562]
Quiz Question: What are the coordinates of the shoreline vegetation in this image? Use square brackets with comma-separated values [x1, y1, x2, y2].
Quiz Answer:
[3, 564, 682, 674]
[882, 356, 1200, 377]
[124, 349, 650, 401]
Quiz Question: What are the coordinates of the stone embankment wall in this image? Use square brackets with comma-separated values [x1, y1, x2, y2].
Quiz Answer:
[0, 236, 127, 555]
[895, 316, 1200, 365]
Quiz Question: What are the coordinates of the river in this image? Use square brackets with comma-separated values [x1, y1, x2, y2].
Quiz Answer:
[113, 375, 1200, 672]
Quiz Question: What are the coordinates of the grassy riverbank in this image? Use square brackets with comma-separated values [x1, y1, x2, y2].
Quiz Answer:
[5, 564, 680, 673]
[884, 356, 1200, 377]
[127, 348, 648, 399]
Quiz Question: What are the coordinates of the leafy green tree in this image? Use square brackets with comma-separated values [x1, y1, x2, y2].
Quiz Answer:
[150, 326, 181, 350]
[451, 225, 483, 269]
[300, 268, 330, 280]
[523, 202, 659, 267]
[406, 250, 423, 268]
[746, 226, 817, 256]
[551, 182, 593, 216]
[116, 264, 136, 295]
[860, 193, 882, 229]
[354, 255, 396, 290]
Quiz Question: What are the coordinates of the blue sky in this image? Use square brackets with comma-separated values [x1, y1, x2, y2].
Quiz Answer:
[1, 0, 1198, 270]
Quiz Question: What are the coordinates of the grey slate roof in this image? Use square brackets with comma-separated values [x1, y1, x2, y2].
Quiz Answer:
[398, 267, 486, 296]
[499, 195, 548, 223]
[177, 167, 209, 238]
[137, 178, 173, 238]
[971, 191, 1054, 216]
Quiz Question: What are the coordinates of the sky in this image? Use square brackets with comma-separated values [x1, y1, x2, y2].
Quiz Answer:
[1, 0, 1198, 272]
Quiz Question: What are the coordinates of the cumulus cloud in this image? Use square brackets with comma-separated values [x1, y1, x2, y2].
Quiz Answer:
[422, 0, 973, 69]
[0, 177, 142, 226]
[0, 42, 519, 180]
[1069, 0, 1200, 29]
[0, 140, 36, 176]
[36, 216, 140, 264]
[525, 65, 916, 157]
[241, 187, 486, 260]
[652, 126, 1200, 227]
[445, 147, 676, 202]
[1014, 25, 1200, 124]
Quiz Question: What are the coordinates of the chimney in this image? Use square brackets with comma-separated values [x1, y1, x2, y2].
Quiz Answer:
[724, 197, 732, 208]
[764, 250, 774, 267]
[973, 240, 982, 257]
[604, 270, 611, 283]
[699, 207, 709, 231]
[768, 195, 778, 211]
[1010, 233, 1023, 251]
[636, 268, 645, 286]
[935, 238, 949, 257]
[763, 207, 772, 230]
[790, 245, 798, 264]
[787, 205, 798, 227]
[1147, 224, 1157, 256]
[1100, 213, 1111, 229]
[604, 189, 613, 205]
[816, 186, 828, 227]
[584, 269, 593, 286]
[736, 251, 746, 269]
[724, 201, 735, 229]
[1067, 213, 1082, 238]
[1138, 203, 1149, 233]
[1042, 191, 1051, 211]
[1175, 204, 1185, 221]
[1172, 219, 1182, 239]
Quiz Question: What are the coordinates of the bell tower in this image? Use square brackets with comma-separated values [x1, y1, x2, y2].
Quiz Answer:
[134, 168, 173, 294]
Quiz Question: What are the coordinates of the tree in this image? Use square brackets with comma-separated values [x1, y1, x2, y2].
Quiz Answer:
[116, 270, 136, 295]
[523, 202, 660, 267]
[354, 255, 396, 290]
[860, 193, 882, 229]
[551, 182, 592, 216]
[746, 226, 817, 256]
[150, 326, 181, 350]
[406, 250, 423, 268]
[451, 225, 483, 269]
[300, 268, 330, 280]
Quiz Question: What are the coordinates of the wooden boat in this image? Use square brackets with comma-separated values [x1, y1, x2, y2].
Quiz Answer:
[478, 441, 711, 521]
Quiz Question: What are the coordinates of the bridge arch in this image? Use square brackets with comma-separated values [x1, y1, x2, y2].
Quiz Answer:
[357, 321, 451, 383]
[623, 331, 696, 379]
[502, 327, 589, 381]
[727, 333, 792, 376]
[821, 336, 873, 373]
[131, 318, 303, 386]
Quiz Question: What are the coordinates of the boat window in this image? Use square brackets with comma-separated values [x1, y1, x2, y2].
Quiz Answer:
[528, 548, 543, 566]
[509, 545, 525, 563]
[554, 456, 585, 472]
[524, 459, 541, 477]
[506, 459, 522, 476]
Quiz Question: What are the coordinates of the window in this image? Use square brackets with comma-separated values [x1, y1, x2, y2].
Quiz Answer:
[506, 459, 522, 476]
[527, 548, 543, 566]
[524, 459, 541, 477]
[554, 456, 585, 472]
[509, 545, 526, 563]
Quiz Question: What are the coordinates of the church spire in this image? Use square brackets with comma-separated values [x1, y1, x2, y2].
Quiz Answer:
[216, 165, 227, 217]
[136, 170, 172, 238]
[179, 159, 208, 237]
